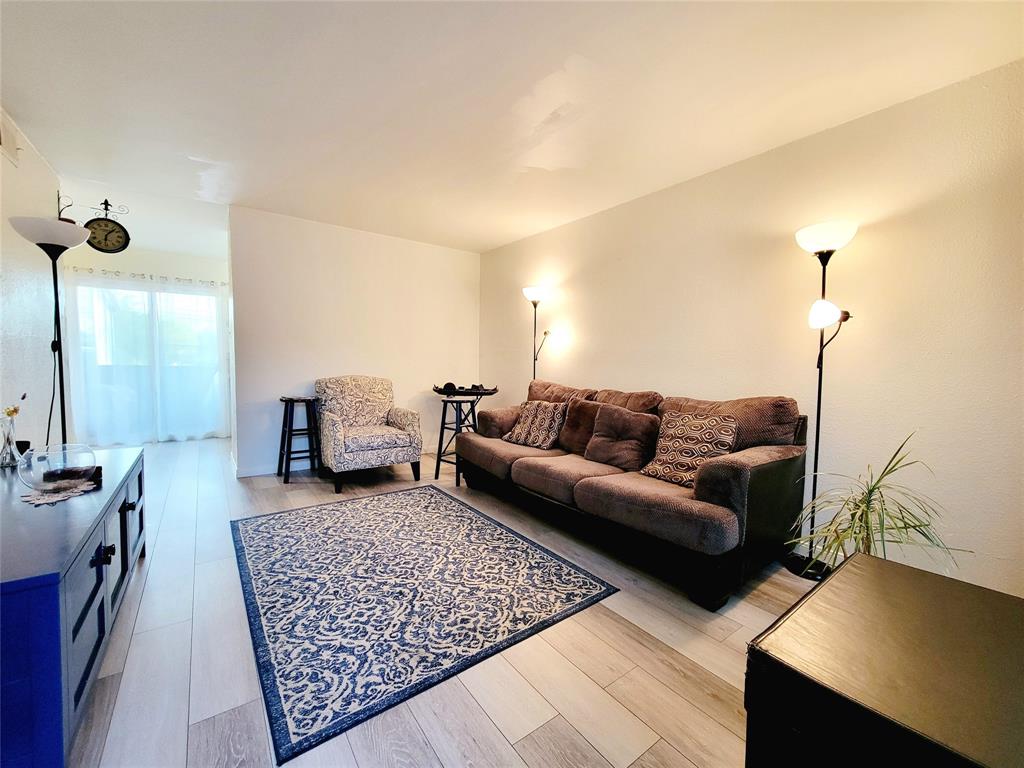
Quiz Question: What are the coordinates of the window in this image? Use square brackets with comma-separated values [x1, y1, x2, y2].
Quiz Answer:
[66, 274, 231, 446]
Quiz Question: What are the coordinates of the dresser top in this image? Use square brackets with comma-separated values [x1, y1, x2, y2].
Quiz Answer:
[1, 447, 143, 587]
[752, 553, 1024, 766]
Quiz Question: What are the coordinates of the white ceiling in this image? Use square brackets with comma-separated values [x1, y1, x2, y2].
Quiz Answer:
[3, 2, 1021, 253]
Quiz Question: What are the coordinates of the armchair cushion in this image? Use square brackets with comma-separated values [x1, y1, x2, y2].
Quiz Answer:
[477, 405, 522, 439]
[315, 375, 393, 426]
[343, 425, 411, 452]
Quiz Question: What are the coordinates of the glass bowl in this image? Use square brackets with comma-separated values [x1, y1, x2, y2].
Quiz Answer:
[18, 444, 97, 491]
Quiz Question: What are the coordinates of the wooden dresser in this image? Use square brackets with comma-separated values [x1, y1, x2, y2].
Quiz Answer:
[1, 448, 145, 768]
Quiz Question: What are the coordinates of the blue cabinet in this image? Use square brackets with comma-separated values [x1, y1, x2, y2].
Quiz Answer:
[1, 448, 145, 767]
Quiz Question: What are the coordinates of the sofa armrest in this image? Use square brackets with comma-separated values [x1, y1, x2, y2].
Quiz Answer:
[694, 445, 806, 547]
[477, 405, 521, 438]
[319, 409, 345, 469]
[388, 407, 423, 452]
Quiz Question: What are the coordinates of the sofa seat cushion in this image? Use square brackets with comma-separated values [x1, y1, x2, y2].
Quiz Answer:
[456, 432, 566, 480]
[512, 454, 624, 505]
[574, 472, 739, 555]
[343, 424, 411, 452]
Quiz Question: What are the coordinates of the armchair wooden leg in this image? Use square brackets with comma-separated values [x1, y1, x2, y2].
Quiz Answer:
[334, 473, 343, 494]
[411, 461, 421, 481]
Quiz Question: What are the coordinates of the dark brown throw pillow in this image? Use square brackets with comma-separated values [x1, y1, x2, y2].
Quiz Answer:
[641, 412, 738, 487]
[558, 399, 603, 455]
[584, 404, 661, 471]
[502, 400, 568, 449]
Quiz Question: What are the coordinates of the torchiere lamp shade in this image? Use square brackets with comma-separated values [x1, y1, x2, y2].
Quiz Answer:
[522, 285, 548, 304]
[10, 216, 89, 252]
[795, 221, 858, 254]
[808, 299, 843, 329]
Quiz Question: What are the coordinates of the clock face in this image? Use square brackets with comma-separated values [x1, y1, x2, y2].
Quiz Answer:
[85, 217, 130, 254]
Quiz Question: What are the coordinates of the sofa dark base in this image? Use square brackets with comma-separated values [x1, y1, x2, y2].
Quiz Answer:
[460, 458, 790, 612]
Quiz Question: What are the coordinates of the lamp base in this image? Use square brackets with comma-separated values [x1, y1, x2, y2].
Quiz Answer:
[784, 552, 833, 582]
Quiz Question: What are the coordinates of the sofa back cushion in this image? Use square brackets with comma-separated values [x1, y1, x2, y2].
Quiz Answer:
[594, 388, 663, 414]
[584, 404, 661, 471]
[558, 399, 603, 455]
[528, 379, 598, 403]
[503, 400, 569, 449]
[659, 395, 800, 450]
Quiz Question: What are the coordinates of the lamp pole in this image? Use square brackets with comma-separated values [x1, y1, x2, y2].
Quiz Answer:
[39, 244, 70, 445]
[808, 250, 833, 558]
[531, 300, 539, 380]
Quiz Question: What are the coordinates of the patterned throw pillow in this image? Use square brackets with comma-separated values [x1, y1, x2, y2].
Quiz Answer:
[502, 400, 569, 449]
[640, 412, 738, 487]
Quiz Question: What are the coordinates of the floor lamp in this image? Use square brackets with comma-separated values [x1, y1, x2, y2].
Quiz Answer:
[522, 286, 550, 380]
[787, 221, 857, 581]
[9, 214, 91, 446]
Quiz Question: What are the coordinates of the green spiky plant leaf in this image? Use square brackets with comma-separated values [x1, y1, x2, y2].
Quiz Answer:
[790, 434, 963, 572]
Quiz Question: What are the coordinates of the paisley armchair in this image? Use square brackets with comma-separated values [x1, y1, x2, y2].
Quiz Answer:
[314, 375, 422, 493]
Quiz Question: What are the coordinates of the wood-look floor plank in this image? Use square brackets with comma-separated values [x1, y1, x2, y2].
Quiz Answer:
[458, 654, 557, 744]
[189, 557, 260, 724]
[601, 592, 746, 690]
[455, 489, 741, 642]
[406, 677, 527, 767]
[608, 669, 744, 768]
[186, 699, 271, 768]
[69, 673, 121, 768]
[347, 704, 443, 768]
[722, 624, 759, 655]
[287, 734, 359, 768]
[573, 604, 745, 738]
[630, 740, 696, 768]
[514, 716, 613, 768]
[100, 620, 192, 768]
[503, 635, 657, 768]
[540, 615, 636, 687]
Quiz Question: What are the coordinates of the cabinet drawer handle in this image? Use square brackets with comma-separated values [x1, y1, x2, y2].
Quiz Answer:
[89, 544, 116, 568]
[124, 501, 137, 512]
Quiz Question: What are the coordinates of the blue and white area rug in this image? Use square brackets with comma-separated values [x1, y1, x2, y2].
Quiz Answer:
[231, 485, 616, 763]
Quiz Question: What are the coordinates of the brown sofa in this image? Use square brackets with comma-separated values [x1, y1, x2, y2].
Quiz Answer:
[455, 379, 807, 610]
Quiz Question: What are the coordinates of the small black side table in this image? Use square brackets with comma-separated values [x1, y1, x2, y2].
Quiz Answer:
[435, 398, 479, 487]
[745, 554, 1024, 767]
[277, 396, 320, 483]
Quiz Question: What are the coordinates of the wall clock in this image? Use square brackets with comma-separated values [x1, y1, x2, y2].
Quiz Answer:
[84, 199, 131, 254]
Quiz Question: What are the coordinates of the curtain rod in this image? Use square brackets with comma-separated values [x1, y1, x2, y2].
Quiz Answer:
[65, 264, 229, 289]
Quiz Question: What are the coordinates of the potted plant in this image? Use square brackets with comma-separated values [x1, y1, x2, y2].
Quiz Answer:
[792, 434, 960, 572]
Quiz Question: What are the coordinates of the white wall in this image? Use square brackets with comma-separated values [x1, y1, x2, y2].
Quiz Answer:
[230, 206, 479, 476]
[0, 113, 64, 448]
[479, 62, 1024, 596]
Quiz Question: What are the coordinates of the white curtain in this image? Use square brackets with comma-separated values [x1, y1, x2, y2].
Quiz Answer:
[64, 269, 231, 446]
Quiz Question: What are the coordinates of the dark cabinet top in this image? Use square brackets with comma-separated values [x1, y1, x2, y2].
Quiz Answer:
[1, 447, 143, 588]
[751, 553, 1024, 767]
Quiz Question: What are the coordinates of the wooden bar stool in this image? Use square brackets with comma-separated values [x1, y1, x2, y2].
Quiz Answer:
[277, 396, 320, 483]
[434, 397, 479, 487]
